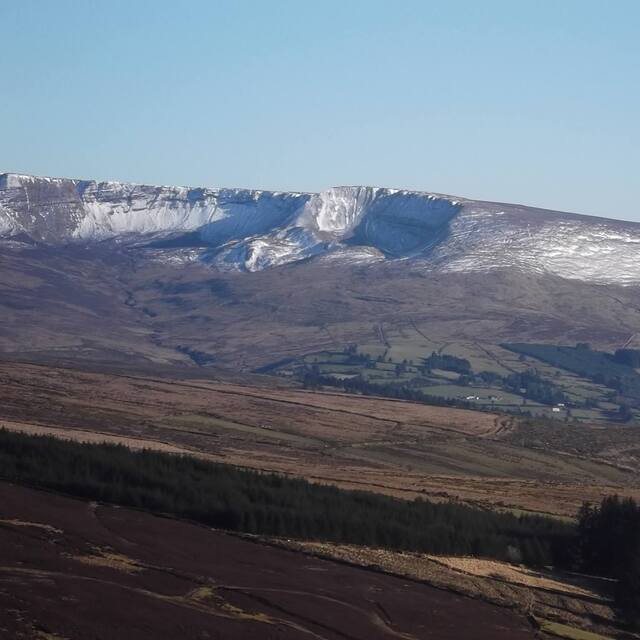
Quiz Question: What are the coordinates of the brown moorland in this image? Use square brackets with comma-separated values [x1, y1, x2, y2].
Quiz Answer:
[281, 541, 621, 639]
[1, 360, 639, 517]
[0, 482, 546, 640]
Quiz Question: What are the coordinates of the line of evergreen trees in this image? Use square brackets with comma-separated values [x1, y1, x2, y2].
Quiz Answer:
[422, 352, 471, 374]
[612, 348, 640, 368]
[505, 343, 640, 403]
[301, 371, 480, 410]
[577, 496, 640, 628]
[503, 370, 568, 406]
[0, 428, 571, 566]
[2, 428, 638, 627]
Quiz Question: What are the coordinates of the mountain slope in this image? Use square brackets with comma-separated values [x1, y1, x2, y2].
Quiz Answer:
[1, 172, 640, 369]
[2, 172, 639, 284]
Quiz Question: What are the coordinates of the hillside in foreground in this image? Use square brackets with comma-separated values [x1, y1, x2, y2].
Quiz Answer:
[0, 482, 543, 640]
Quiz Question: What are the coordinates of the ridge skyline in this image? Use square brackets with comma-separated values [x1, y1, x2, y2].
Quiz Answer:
[0, 170, 634, 226]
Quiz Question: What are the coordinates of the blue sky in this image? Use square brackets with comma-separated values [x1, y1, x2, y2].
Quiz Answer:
[1, 1, 639, 220]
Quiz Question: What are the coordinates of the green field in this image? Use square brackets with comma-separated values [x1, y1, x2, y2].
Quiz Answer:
[269, 330, 637, 423]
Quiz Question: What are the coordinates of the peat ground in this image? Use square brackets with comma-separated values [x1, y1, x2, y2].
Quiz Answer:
[0, 482, 545, 640]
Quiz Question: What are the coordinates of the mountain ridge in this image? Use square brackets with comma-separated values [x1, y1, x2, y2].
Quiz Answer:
[1, 171, 640, 284]
[2, 170, 637, 224]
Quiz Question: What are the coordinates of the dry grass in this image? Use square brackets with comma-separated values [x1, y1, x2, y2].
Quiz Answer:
[0, 419, 196, 455]
[0, 519, 63, 535]
[32, 629, 69, 640]
[217, 383, 511, 437]
[536, 619, 614, 640]
[1, 361, 639, 518]
[427, 556, 599, 598]
[68, 549, 143, 574]
[280, 541, 620, 639]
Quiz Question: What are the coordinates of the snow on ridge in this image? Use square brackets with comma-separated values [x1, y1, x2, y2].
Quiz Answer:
[2, 172, 640, 284]
[430, 205, 640, 285]
[0, 172, 312, 245]
[300, 186, 383, 234]
[0, 175, 461, 271]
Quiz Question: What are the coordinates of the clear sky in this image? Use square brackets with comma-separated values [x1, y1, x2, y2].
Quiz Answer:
[1, 1, 639, 220]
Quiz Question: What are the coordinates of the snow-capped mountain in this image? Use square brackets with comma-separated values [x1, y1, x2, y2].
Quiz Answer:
[1, 172, 640, 285]
[0, 173, 308, 246]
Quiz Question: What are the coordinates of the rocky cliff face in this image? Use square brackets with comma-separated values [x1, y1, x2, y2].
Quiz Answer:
[0, 173, 309, 245]
[2, 172, 640, 284]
